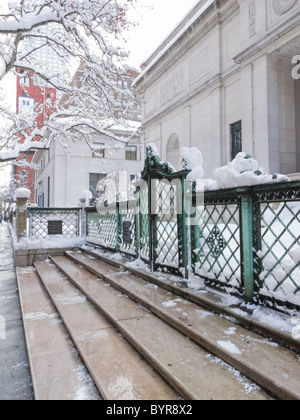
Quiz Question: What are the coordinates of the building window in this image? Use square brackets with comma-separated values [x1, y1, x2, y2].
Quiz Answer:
[230, 121, 242, 160]
[21, 170, 28, 180]
[92, 143, 105, 158]
[89, 173, 107, 198]
[20, 75, 31, 87]
[125, 146, 137, 161]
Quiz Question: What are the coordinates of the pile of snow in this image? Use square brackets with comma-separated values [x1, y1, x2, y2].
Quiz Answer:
[0, 57, 5, 77]
[147, 143, 159, 159]
[13, 236, 86, 251]
[10, 203, 17, 212]
[125, 258, 151, 273]
[147, 143, 176, 173]
[180, 148, 290, 190]
[14, 188, 31, 200]
[205, 153, 290, 191]
[80, 190, 93, 206]
[182, 147, 204, 180]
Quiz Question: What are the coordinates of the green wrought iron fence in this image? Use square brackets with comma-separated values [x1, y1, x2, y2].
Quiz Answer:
[86, 205, 118, 251]
[86, 201, 138, 257]
[252, 182, 300, 309]
[82, 148, 300, 312]
[192, 192, 242, 293]
[153, 179, 180, 270]
[137, 147, 190, 275]
[28, 208, 81, 240]
[190, 182, 300, 311]
[119, 200, 138, 257]
[137, 183, 150, 262]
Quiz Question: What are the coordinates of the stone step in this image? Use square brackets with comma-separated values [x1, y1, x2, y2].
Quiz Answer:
[16, 267, 101, 401]
[80, 247, 300, 352]
[67, 251, 300, 401]
[34, 261, 178, 401]
[50, 255, 272, 400]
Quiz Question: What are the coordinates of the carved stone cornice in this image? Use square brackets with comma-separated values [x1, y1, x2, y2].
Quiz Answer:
[234, 9, 300, 64]
[135, 0, 239, 88]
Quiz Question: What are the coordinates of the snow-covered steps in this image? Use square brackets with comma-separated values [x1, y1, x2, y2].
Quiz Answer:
[16, 267, 101, 401]
[80, 247, 300, 352]
[65, 251, 300, 400]
[34, 261, 178, 401]
[49, 255, 272, 400]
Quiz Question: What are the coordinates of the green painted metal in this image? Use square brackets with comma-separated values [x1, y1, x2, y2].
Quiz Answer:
[192, 200, 242, 292]
[116, 201, 120, 253]
[240, 194, 255, 301]
[80, 157, 300, 311]
[86, 208, 117, 250]
[252, 183, 300, 309]
[139, 146, 190, 275]
[119, 200, 138, 257]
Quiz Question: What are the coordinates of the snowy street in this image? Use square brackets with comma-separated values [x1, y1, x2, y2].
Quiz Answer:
[0, 224, 33, 400]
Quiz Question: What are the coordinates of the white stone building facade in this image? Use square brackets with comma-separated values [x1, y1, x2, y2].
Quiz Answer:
[33, 132, 142, 207]
[135, 0, 300, 178]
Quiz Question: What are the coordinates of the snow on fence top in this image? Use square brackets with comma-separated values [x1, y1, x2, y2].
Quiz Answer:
[180, 148, 290, 190]
[80, 190, 93, 204]
[14, 188, 31, 199]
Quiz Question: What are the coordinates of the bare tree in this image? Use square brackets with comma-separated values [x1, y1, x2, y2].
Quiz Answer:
[0, 0, 139, 162]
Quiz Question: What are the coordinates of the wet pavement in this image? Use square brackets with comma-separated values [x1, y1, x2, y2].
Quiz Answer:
[0, 223, 33, 400]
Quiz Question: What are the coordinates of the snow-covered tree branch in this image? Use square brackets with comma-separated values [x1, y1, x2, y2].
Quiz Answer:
[0, 0, 140, 162]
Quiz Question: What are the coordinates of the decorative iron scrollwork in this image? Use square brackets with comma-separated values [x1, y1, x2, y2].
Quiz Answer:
[207, 226, 226, 258]
[141, 145, 175, 178]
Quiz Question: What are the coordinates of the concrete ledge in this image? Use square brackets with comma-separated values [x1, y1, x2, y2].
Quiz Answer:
[14, 247, 80, 267]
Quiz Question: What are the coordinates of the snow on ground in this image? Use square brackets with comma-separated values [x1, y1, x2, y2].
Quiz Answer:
[10, 223, 86, 250]
[206, 354, 261, 395]
[217, 341, 242, 355]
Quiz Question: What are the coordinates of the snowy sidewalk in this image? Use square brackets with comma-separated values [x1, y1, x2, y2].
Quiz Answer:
[0, 224, 33, 400]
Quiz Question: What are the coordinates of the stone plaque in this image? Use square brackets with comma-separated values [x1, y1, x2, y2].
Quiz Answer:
[48, 220, 63, 235]
[123, 220, 132, 245]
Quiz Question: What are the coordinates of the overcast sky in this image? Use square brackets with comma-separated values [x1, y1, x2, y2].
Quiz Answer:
[127, 0, 198, 67]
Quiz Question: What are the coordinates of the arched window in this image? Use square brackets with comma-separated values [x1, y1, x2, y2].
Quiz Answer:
[166, 134, 180, 170]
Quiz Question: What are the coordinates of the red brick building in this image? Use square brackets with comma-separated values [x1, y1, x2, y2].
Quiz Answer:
[14, 69, 56, 202]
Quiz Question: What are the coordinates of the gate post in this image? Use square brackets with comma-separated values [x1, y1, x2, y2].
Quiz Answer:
[149, 176, 156, 273]
[178, 174, 189, 279]
[116, 200, 121, 253]
[134, 185, 140, 259]
[15, 188, 30, 242]
[240, 192, 255, 301]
